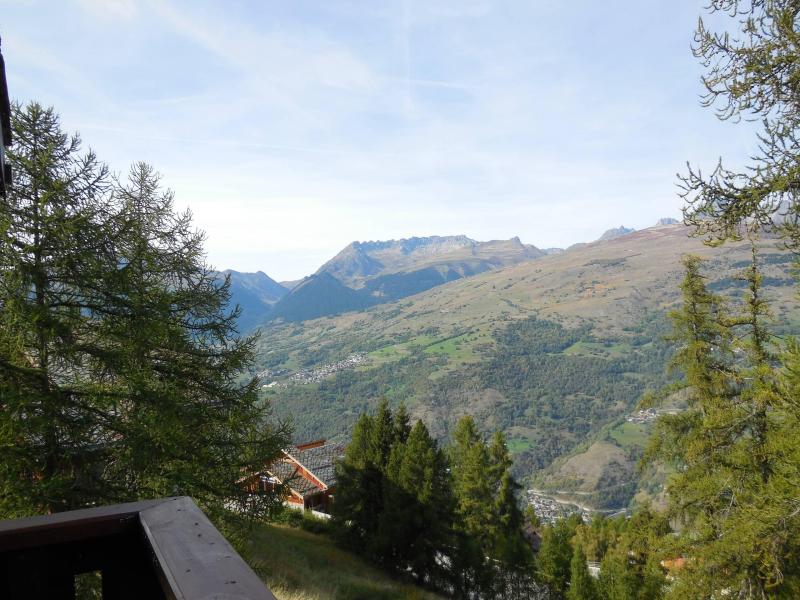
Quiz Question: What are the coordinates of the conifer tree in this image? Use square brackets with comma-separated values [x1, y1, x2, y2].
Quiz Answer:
[492, 470, 535, 595]
[566, 544, 596, 600]
[536, 516, 580, 599]
[380, 421, 453, 586]
[370, 399, 395, 466]
[393, 402, 411, 444]
[669, 3, 800, 584]
[448, 416, 499, 594]
[450, 416, 494, 546]
[333, 411, 385, 549]
[622, 508, 668, 599]
[0, 102, 116, 514]
[0, 104, 289, 518]
[450, 417, 537, 595]
[644, 256, 739, 524]
[493, 471, 529, 560]
[101, 163, 288, 516]
[597, 546, 636, 600]
[681, 1, 800, 250]
[716, 245, 800, 595]
[488, 429, 513, 486]
[734, 245, 780, 485]
[643, 253, 800, 596]
[335, 406, 459, 590]
[643, 256, 743, 595]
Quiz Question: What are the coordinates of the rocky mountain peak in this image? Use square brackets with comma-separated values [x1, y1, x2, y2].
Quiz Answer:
[655, 217, 679, 226]
[598, 226, 636, 241]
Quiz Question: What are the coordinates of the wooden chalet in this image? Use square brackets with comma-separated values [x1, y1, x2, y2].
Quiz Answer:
[254, 439, 345, 515]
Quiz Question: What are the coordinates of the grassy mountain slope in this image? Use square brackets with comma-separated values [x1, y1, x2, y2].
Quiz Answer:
[257, 224, 796, 365]
[248, 522, 441, 600]
[255, 224, 799, 509]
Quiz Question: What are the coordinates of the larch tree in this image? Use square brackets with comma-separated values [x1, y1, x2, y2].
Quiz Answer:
[682, 1, 800, 249]
[665, 2, 800, 594]
[449, 416, 504, 595]
[0, 103, 289, 520]
[99, 162, 289, 519]
[643, 256, 743, 596]
[644, 253, 800, 596]
[597, 545, 637, 600]
[0, 102, 116, 514]
[450, 415, 494, 547]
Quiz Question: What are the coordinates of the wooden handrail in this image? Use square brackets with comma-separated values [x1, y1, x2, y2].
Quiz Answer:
[0, 497, 276, 600]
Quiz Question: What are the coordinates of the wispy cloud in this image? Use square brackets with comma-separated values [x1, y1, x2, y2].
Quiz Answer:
[1, 0, 756, 280]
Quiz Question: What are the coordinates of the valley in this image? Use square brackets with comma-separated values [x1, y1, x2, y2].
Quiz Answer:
[244, 223, 799, 512]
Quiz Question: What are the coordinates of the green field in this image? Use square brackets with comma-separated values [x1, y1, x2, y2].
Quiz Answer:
[563, 340, 631, 359]
[609, 421, 650, 449]
[507, 436, 534, 454]
[248, 522, 439, 600]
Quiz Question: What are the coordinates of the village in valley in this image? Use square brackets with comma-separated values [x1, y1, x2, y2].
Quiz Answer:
[259, 353, 369, 388]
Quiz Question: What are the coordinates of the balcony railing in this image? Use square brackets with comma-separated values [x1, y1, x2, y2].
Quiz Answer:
[0, 496, 276, 599]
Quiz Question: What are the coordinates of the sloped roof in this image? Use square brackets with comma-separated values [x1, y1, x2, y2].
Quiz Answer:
[266, 441, 345, 499]
[268, 460, 320, 498]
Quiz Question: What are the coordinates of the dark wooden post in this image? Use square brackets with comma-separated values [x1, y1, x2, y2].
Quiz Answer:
[0, 35, 11, 196]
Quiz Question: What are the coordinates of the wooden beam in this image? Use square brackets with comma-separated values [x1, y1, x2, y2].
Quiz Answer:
[139, 497, 276, 600]
[0, 497, 277, 600]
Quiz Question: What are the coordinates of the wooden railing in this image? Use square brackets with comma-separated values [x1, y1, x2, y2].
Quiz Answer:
[0, 496, 276, 599]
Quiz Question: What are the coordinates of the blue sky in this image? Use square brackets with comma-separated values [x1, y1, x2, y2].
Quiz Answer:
[2, 1, 754, 280]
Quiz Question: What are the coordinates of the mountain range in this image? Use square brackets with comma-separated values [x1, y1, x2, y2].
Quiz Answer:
[246, 219, 798, 511]
[224, 222, 671, 330]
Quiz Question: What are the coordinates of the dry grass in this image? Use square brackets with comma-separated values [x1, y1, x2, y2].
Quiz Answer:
[247, 522, 441, 600]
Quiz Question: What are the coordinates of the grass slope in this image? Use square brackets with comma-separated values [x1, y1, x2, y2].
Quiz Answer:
[248, 523, 440, 600]
[255, 225, 798, 376]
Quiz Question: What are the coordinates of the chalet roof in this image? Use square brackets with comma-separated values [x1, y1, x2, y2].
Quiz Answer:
[268, 460, 320, 497]
[266, 441, 345, 499]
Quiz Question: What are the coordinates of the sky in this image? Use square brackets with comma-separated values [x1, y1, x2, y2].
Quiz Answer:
[1, 0, 756, 281]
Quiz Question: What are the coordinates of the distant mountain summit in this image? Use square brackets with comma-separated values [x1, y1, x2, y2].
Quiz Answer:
[598, 226, 636, 241]
[226, 223, 689, 329]
[218, 270, 288, 332]
[271, 235, 545, 322]
[317, 235, 542, 287]
[316, 242, 384, 285]
[655, 217, 679, 226]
